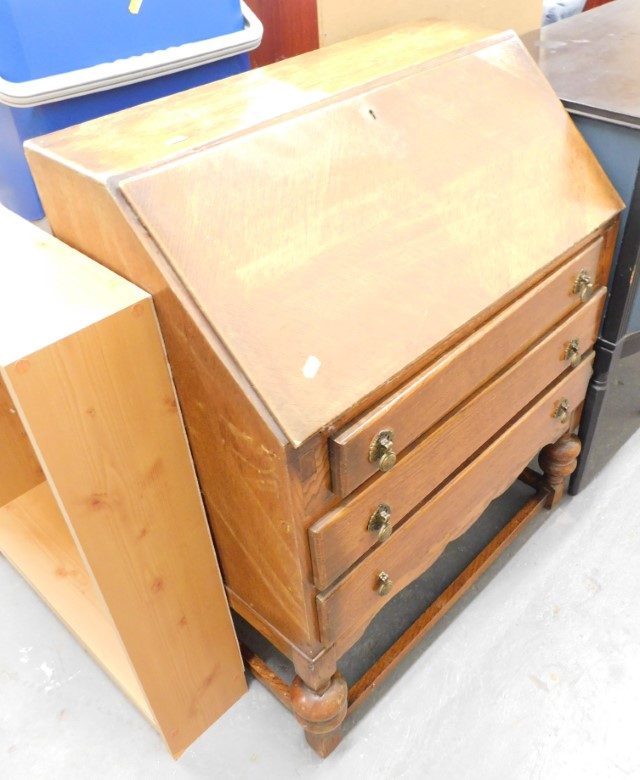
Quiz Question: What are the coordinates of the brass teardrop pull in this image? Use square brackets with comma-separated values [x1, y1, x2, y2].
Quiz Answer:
[368, 429, 397, 472]
[573, 269, 594, 303]
[377, 572, 393, 597]
[554, 397, 570, 424]
[564, 338, 581, 367]
[368, 504, 392, 542]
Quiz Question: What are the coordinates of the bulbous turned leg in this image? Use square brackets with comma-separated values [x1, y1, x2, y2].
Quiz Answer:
[539, 432, 581, 508]
[290, 672, 348, 757]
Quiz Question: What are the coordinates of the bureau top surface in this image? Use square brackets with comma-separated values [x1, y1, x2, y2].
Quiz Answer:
[522, 0, 640, 125]
[119, 32, 621, 446]
[25, 19, 490, 176]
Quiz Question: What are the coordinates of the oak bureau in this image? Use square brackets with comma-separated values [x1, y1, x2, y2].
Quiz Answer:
[25, 22, 622, 755]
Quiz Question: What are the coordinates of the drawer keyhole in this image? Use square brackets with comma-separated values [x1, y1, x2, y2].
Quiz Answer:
[368, 504, 393, 542]
[368, 429, 397, 472]
[573, 269, 594, 303]
[377, 572, 394, 597]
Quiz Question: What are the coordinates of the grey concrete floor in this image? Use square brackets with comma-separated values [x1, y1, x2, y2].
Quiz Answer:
[2, 425, 640, 779]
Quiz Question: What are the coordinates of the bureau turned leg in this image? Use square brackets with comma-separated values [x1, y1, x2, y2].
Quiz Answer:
[290, 673, 348, 757]
[539, 432, 582, 508]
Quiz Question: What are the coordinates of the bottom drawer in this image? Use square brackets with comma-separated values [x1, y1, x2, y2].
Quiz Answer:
[316, 356, 593, 646]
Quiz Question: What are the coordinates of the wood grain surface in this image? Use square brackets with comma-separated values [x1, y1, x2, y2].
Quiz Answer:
[317, 357, 594, 648]
[0, 483, 155, 724]
[345, 489, 549, 714]
[0, 206, 145, 367]
[0, 376, 44, 507]
[24, 138, 324, 657]
[311, 292, 605, 589]
[0, 209, 246, 755]
[4, 300, 247, 756]
[119, 34, 621, 447]
[330, 238, 606, 496]
[25, 20, 490, 179]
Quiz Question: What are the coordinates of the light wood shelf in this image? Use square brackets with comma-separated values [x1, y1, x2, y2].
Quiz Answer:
[0, 207, 246, 757]
[0, 481, 154, 723]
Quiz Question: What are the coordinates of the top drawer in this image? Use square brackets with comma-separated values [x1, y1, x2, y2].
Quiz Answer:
[329, 237, 604, 497]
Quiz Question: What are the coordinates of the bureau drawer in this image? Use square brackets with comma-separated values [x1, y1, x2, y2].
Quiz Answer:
[310, 291, 604, 590]
[329, 238, 604, 497]
[317, 356, 593, 646]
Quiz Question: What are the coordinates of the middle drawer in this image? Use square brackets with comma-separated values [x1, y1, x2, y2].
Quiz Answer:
[309, 290, 604, 590]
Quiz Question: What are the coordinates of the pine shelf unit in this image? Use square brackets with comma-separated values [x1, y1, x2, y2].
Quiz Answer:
[0, 207, 246, 757]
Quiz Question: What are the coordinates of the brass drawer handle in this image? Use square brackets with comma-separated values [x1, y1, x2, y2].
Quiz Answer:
[377, 572, 393, 597]
[564, 338, 581, 367]
[573, 269, 594, 303]
[368, 429, 397, 472]
[368, 504, 392, 542]
[554, 397, 570, 424]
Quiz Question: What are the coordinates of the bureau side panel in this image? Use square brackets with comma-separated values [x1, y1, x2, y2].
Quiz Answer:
[26, 155, 320, 651]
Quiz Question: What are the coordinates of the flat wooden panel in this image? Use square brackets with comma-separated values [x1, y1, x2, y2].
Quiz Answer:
[0, 483, 153, 723]
[4, 298, 246, 757]
[318, 0, 543, 46]
[0, 206, 145, 367]
[317, 357, 594, 646]
[246, 0, 318, 67]
[311, 293, 604, 589]
[330, 238, 606, 496]
[0, 376, 44, 506]
[120, 34, 621, 447]
[522, 0, 640, 124]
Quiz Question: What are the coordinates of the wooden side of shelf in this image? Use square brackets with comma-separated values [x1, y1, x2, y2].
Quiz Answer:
[0, 375, 43, 506]
[0, 207, 246, 757]
[0, 482, 155, 723]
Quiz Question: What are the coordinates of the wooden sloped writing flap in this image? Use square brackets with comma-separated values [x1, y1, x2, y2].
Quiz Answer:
[119, 33, 622, 447]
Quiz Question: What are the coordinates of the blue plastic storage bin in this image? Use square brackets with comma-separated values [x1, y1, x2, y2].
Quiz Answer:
[0, 0, 245, 80]
[0, 2, 261, 220]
